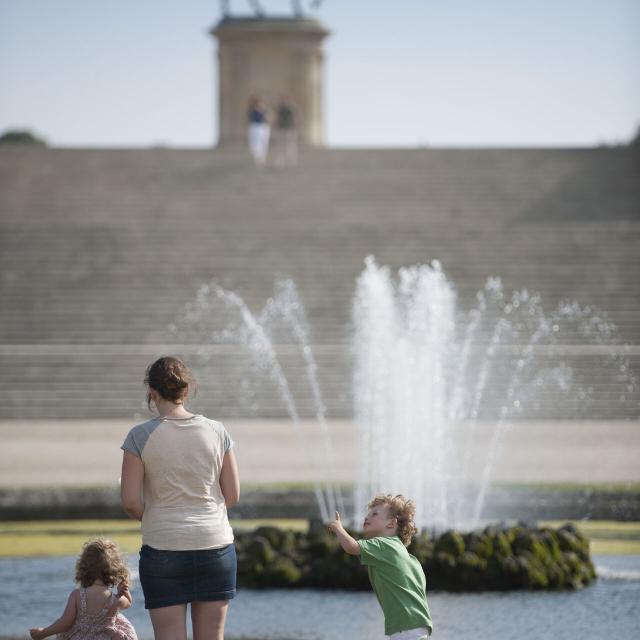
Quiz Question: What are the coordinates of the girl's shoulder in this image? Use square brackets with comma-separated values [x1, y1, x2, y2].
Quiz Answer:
[66, 588, 81, 610]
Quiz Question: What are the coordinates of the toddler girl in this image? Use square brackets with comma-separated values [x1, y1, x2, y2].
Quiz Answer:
[30, 537, 138, 640]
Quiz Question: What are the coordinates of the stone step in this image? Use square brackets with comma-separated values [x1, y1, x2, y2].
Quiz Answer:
[2, 147, 638, 419]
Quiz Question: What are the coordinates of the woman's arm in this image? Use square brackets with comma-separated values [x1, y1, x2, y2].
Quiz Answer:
[219, 449, 240, 508]
[120, 451, 145, 521]
[30, 590, 77, 639]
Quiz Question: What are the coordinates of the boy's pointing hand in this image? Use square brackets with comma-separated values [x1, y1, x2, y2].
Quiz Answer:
[326, 510, 345, 534]
[326, 510, 361, 555]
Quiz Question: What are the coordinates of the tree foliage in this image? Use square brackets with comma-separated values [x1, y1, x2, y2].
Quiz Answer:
[0, 129, 47, 146]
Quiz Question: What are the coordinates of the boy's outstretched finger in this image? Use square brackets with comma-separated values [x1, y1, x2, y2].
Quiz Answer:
[335, 510, 341, 521]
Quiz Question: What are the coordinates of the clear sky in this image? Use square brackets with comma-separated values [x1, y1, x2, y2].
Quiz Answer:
[1, 0, 638, 148]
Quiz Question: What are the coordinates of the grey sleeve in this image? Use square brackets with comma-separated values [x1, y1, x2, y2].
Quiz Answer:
[220, 424, 234, 453]
[121, 425, 148, 458]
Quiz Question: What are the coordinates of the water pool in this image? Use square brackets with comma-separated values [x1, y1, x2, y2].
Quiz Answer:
[1, 555, 639, 639]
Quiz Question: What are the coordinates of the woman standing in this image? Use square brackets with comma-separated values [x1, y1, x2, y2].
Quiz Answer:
[120, 357, 239, 640]
[247, 96, 270, 166]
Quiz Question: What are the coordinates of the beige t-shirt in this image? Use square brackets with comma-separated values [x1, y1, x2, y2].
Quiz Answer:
[121, 415, 234, 551]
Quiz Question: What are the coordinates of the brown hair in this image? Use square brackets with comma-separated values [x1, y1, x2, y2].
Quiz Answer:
[368, 494, 418, 546]
[145, 356, 194, 409]
[75, 538, 130, 589]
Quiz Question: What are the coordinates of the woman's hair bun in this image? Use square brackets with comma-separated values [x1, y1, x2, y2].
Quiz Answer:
[145, 357, 195, 405]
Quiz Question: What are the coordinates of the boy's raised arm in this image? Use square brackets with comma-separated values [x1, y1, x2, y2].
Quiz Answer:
[327, 511, 360, 555]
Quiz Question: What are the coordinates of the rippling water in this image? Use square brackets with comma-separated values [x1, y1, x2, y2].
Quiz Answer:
[2, 555, 639, 639]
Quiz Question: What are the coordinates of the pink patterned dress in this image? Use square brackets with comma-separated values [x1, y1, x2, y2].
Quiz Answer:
[57, 588, 137, 640]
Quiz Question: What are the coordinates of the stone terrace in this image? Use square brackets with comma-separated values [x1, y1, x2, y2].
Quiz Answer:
[1, 147, 639, 418]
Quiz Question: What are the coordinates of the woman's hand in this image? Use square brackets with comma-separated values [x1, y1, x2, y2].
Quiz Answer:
[30, 628, 44, 640]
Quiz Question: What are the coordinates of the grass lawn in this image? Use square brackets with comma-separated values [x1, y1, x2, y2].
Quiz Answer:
[541, 520, 640, 555]
[0, 519, 309, 557]
[2, 519, 639, 557]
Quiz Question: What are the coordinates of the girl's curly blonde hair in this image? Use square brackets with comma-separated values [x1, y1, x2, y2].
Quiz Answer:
[368, 494, 418, 546]
[75, 538, 130, 589]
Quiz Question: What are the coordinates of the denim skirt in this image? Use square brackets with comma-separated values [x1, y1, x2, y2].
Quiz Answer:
[139, 543, 237, 610]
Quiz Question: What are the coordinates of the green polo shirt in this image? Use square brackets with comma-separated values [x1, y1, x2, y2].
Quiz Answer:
[358, 535, 433, 636]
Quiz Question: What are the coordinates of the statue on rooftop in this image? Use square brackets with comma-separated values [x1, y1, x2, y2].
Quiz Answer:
[220, 1, 323, 18]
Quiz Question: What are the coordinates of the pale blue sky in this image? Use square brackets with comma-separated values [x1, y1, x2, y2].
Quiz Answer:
[1, 0, 638, 147]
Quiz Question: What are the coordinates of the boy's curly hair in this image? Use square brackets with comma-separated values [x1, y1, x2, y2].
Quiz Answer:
[75, 538, 130, 589]
[368, 494, 418, 546]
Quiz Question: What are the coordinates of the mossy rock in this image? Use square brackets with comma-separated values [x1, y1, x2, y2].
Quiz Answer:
[517, 554, 549, 589]
[546, 561, 568, 589]
[531, 537, 554, 567]
[261, 556, 303, 587]
[482, 555, 508, 590]
[539, 528, 563, 562]
[434, 530, 465, 557]
[302, 549, 369, 589]
[492, 531, 513, 558]
[305, 531, 338, 557]
[427, 551, 457, 589]
[234, 523, 595, 592]
[497, 554, 523, 589]
[456, 551, 487, 590]
[466, 532, 494, 559]
[578, 561, 596, 585]
[253, 526, 287, 550]
[557, 524, 590, 560]
[245, 535, 275, 565]
[513, 530, 557, 567]
[408, 533, 434, 564]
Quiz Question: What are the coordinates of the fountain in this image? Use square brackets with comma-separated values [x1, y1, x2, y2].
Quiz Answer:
[170, 279, 344, 523]
[353, 257, 637, 529]
[171, 257, 638, 530]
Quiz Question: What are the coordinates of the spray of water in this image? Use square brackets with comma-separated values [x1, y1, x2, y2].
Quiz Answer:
[353, 258, 457, 530]
[171, 258, 638, 530]
[352, 258, 638, 530]
[172, 280, 343, 522]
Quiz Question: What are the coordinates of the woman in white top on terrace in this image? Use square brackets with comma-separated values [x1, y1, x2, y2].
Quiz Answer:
[120, 356, 240, 640]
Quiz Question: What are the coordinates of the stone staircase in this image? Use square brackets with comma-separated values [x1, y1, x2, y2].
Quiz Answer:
[1, 146, 639, 419]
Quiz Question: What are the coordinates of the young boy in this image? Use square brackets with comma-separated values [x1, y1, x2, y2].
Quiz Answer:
[327, 494, 433, 639]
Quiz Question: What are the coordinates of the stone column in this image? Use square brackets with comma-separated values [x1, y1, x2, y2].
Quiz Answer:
[211, 17, 330, 147]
